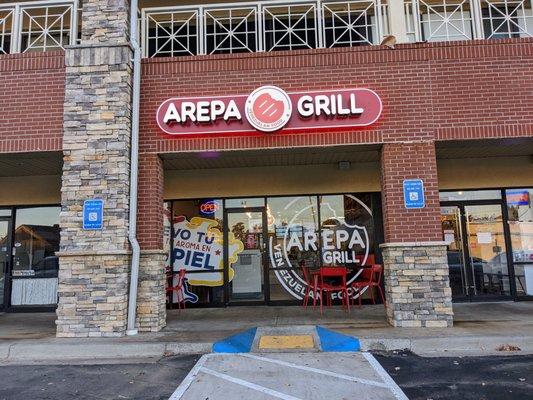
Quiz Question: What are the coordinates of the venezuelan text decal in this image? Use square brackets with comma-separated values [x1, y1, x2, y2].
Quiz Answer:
[172, 216, 244, 286]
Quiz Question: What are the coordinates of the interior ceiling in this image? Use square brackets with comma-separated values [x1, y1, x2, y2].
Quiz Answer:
[0, 152, 63, 177]
[162, 145, 381, 170]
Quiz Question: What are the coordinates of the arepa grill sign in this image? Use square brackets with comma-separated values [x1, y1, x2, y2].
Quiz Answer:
[156, 86, 382, 135]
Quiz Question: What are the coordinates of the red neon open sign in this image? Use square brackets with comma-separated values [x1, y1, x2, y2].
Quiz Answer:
[200, 201, 219, 215]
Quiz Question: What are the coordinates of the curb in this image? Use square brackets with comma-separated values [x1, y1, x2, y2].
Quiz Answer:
[1, 335, 532, 364]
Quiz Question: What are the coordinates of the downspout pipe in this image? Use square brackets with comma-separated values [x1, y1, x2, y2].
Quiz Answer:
[126, 0, 142, 336]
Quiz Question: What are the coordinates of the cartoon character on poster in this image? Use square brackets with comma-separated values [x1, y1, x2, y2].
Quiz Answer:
[172, 216, 244, 293]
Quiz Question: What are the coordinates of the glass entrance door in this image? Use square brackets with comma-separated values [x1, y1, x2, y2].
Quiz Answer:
[0, 219, 11, 309]
[225, 209, 267, 303]
[464, 204, 510, 298]
[441, 203, 510, 300]
[441, 206, 469, 298]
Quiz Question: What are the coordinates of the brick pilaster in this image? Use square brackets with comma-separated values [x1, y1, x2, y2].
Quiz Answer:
[135, 153, 166, 332]
[380, 141, 453, 327]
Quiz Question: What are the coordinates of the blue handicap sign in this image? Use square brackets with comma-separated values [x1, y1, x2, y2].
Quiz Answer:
[83, 199, 104, 230]
[403, 179, 425, 209]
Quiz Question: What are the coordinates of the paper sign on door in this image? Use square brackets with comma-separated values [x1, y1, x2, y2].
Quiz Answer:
[476, 232, 493, 244]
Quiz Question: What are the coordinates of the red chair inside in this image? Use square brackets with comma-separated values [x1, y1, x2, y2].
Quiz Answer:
[354, 254, 375, 267]
[300, 261, 321, 309]
[351, 264, 385, 308]
[318, 267, 349, 313]
[166, 268, 187, 310]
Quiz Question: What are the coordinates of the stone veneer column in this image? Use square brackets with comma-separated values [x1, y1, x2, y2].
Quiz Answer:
[136, 153, 166, 332]
[56, 0, 134, 337]
[380, 142, 453, 328]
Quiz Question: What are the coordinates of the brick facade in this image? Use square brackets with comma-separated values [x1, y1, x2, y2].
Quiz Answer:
[139, 38, 533, 155]
[1, 24, 531, 332]
[380, 142, 441, 243]
[0, 51, 65, 153]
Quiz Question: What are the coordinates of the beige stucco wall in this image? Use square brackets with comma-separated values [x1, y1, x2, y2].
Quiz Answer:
[164, 162, 381, 199]
[0, 175, 61, 205]
[437, 156, 533, 190]
[165, 156, 533, 200]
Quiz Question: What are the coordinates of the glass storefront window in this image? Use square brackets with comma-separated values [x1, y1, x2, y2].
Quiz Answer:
[506, 188, 533, 296]
[170, 199, 226, 306]
[440, 190, 501, 202]
[267, 196, 320, 301]
[11, 206, 60, 306]
[319, 194, 374, 268]
[0, 209, 11, 217]
[168, 193, 379, 305]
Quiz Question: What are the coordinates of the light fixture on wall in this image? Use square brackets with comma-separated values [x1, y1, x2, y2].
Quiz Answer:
[338, 161, 350, 170]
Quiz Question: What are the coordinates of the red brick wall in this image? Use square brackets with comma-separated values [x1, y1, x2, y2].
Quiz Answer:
[137, 153, 164, 249]
[139, 38, 533, 154]
[0, 51, 65, 153]
[136, 38, 532, 246]
[381, 142, 442, 242]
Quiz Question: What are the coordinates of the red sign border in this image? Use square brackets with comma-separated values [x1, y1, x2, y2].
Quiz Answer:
[156, 87, 383, 136]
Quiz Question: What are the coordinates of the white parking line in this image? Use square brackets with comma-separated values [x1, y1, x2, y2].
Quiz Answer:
[240, 353, 389, 388]
[168, 352, 409, 400]
[363, 352, 409, 400]
[201, 366, 303, 400]
[168, 353, 210, 400]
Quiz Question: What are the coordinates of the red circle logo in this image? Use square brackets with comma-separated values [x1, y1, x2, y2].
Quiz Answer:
[245, 86, 292, 132]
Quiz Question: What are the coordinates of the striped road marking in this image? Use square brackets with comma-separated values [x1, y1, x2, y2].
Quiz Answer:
[169, 352, 409, 400]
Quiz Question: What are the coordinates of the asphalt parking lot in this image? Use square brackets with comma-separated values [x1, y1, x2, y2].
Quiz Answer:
[375, 351, 533, 400]
[0, 355, 200, 400]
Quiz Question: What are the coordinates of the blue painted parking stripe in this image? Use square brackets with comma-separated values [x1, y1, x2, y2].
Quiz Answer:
[316, 326, 361, 352]
[212, 327, 257, 353]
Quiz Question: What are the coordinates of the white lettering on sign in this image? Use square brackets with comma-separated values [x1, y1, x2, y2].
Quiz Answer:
[163, 99, 242, 124]
[297, 93, 364, 117]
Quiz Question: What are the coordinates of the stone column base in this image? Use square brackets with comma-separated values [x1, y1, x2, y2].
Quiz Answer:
[136, 250, 167, 332]
[380, 242, 453, 328]
[56, 251, 130, 338]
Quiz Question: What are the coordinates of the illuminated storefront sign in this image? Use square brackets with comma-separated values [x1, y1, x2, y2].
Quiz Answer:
[157, 86, 382, 135]
[199, 200, 220, 215]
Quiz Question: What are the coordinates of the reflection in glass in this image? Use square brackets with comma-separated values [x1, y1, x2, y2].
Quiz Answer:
[465, 205, 509, 296]
[319, 194, 374, 268]
[227, 211, 264, 301]
[441, 206, 468, 297]
[11, 206, 60, 306]
[439, 190, 501, 202]
[506, 188, 533, 295]
[0, 221, 9, 307]
[268, 196, 320, 270]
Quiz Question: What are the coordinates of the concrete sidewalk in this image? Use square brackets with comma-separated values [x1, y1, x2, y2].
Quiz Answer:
[1, 302, 532, 364]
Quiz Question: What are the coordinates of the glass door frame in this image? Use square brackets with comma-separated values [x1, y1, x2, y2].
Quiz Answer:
[223, 206, 270, 306]
[0, 216, 13, 312]
[441, 198, 516, 302]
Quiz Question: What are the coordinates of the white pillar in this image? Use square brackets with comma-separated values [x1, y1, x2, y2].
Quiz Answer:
[387, 0, 409, 44]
